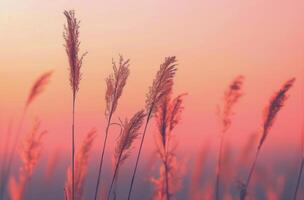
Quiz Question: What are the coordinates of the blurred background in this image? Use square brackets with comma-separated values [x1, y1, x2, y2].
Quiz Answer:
[0, 0, 304, 199]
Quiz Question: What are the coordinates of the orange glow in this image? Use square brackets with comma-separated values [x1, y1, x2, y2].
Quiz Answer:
[0, 0, 304, 199]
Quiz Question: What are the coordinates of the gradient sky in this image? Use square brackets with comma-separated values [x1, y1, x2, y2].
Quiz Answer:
[0, 0, 304, 198]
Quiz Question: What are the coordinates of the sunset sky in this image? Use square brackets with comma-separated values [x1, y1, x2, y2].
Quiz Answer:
[0, 0, 304, 199]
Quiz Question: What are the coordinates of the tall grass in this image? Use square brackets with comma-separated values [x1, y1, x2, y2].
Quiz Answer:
[151, 93, 186, 200]
[293, 123, 304, 199]
[188, 140, 210, 200]
[24, 71, 53, 110]
[44, 149, 60, 183]
[128, 56, 177, 200]
[0, 71, 52, 199]
[0, 120, 14, 199]
[94, 55, 130, 200]
[63, 10, 86, 200]
[215, 76, 244, 200]
[107, 110, 146, 200]
[8, 120, 46, 200]
[240, 78, 295, 200]
[236, 132, 258, 168]
[65, 129, 97, 200]
[0, 9, 300, 199]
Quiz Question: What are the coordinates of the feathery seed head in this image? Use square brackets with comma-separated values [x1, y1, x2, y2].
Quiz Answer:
[105, 55, 130, 117]
[146, 56, 177, 118]
[219, 75, 244, 133]
[156, 93, 186, 149]
[258, 78, 295, 149]
[20, 120, 46, 176]
[63, 10, 86, 97]
[114, 110, 146, 166]
[25, 71, 53, 109]
[9, 120, 46, 200]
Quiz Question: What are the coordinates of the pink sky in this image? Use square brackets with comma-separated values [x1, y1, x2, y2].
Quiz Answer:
[0, 0, 303, 166]
[1, 1, 304, 199]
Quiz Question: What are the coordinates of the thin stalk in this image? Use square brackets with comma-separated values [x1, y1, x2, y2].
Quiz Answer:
[294, 123, 304, 200]
[113, 176, 118, 200]
[72, 95, 75, 200]
[294, 121, 304, 200]
[163, 131, 170, 200]
[108, 112, 143, 200]
[95, 61, 123, 200]
[164, 156, 170, 200]
[128, 111, 152, 200]
[94, 110, 114, 200]
[215, 133, 225, 200]
[111, 161, 121, 200]
[107, 148, 123, 200]
[107, 123, 124, 200]
[241, 148, 260, 200]
[294, 158, 304, 200]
